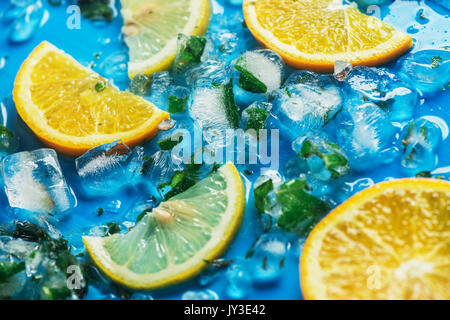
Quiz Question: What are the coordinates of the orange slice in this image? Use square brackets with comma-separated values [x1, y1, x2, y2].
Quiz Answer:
[243, 0, 413, 72]
[13, 41, 169, 156]
[301, 178, 450, 300]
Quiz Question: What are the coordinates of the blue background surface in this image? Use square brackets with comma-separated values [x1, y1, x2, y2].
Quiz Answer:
[0, 0, 449, 299]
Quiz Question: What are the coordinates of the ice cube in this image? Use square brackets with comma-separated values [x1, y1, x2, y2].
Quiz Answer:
[395, 50, 450, 97]
[401, 118, 443, 176]
[99, 51, 129, 85]
[335, 102, 400, 171]
[345, 66, 418, 121]
[233, 49, 284, 93]
[282, 70, 332, 88]
[248, 231, 287, 283]
[292, 132, 350, 181]
[143, 150, 184, 193]
[147, 71, 171, 110]
[272, 81, 343, 140]
[184, 59, 229, 87]
[75, 141, 144, 197]
[9, 0, 44, 43]
[182, 289, 219, 300]
[225, 258, 253, 299]
[334, 61, 353, 82]
[240, 102, 273, 139]
[1, 149, 76, 219]
[188, 81, 239, 147]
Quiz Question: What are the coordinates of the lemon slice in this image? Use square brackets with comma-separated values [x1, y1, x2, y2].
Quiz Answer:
[120, 0, 211, 78]
[13, 41, 169, 156]
[83, 163, 245, 289]
[301, 178, 450, 300]
[243, 0, 412, 72]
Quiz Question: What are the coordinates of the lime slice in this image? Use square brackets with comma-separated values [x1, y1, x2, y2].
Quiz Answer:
[120, 0, 211, 78]
[83, 163, 245, 289]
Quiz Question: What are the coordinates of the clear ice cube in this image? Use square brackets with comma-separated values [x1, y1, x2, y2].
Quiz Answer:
[225, 258, 253, 299]
[335, 102, 400, 171]
[401, 118, 443, 176]
[395, 49, 450, 97]
[272, 80, 343, 140]
[75, 140, 144, 197]
[248, 231, 287, 283]
[1, 148, 76, 218]
[345, 66, 418, 121]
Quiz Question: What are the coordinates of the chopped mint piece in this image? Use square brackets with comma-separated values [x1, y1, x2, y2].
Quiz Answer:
[284, 87, 292, 97]
[168, 95, 188, 113]
[2, 221, 88, 299]
[141, 155, 153, 175]
[300, 139, 349, 179]
[173, 34, 207, 71]
[157, 135, 183, 151]
[235, 57, 267, 93]
[276, 179, 330, 234]
[129, 73, 151, 95]
[416, 171, 432, 178]
[41, 285, 72, 300]
[245, 108, 269, 133]
[253, 179, 274, 213]
[48, 0, 63, 5]
[77, 0, 114, 22]
[419, 125, 428, 140]
[95, 81, 106, 92]
[431, 56, 443, 69]
[222, 80, 240, 129]
[0, 125, 14, 138]
[159, 170, 196, 200]
[157, 156, 217, 200]
[0, 261, 25, 283]
[104, 222, 120, 236]
[136, 209, 150, 223]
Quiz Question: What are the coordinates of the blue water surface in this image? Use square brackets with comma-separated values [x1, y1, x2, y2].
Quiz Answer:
[0, 0, 449, 300]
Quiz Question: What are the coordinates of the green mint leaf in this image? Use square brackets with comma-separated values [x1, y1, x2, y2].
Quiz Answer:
[174, 34, 207, 70]
[235, 58, 267, 93]
[78, 0, 113, 22]
[104, 222, 121, 236]
[300, 138, 349, 179]
[141, 155, 153, 175]
[136, 209, 150, 223]
[253, 179, 274, 213]
[0, 261, 25, 283]
[168, 95, 188, 113]
[0, 125, 14, 139]
[431, 56, 443, 69]
[416, 171, 432, 178]
[95, 81, 106, 92]
[245, 107, 269, 139]
[222, 79, 240, 129]
[157, 135, 183, 150]
[276, 179, 330, 234]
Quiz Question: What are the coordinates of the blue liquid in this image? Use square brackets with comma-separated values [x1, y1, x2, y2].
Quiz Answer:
[0, 0, 448, 300]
